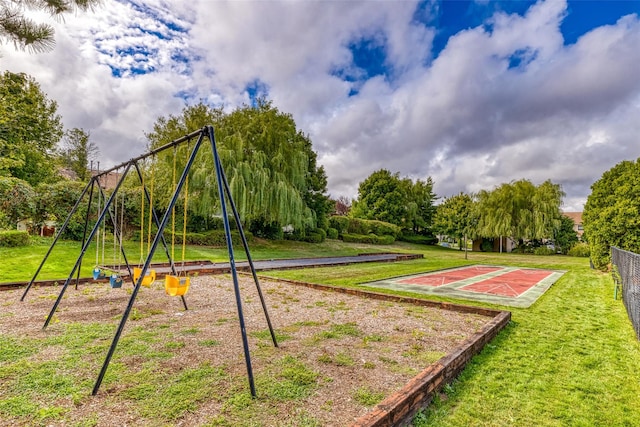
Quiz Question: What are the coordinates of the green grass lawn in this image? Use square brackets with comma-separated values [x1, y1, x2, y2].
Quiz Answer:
[1, 238, 639, 426]
[265, 246, 640, 426]
[0, 236, 395, 284]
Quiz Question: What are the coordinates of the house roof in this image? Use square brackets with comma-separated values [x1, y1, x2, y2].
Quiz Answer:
[563, 211, 583, 224]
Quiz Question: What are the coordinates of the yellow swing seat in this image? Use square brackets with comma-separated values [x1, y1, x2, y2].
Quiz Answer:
[133, 267, 156, 287]
[165, 275, 190, 296]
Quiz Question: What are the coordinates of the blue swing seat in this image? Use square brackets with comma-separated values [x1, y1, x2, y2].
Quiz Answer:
[109, 274, 123, 288]
[93, 267, 105, 280]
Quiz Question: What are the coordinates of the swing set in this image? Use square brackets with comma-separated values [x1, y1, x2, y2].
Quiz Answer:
[21, 126, 277, 397]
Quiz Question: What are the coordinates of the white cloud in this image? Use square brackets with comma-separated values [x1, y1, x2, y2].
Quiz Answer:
[1, 0, 639, 213]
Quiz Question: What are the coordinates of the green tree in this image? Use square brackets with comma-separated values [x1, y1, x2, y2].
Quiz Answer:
[1, 0, 100, 53]
[403, 176, 437, 234]
[554, 215, 579, 255]
[433, 192, 474, 250]
[351, 169, 407, 226]
[145, 101, 330, 234]
[352, 170, 437, 232]
[476, 179, 564, 245]
[0, 71, 62, 185]
[583, 159, 640, 269]
[0, 177, 35, 229]
[59, 128, 99, 181]
[35, 180, 88, 240]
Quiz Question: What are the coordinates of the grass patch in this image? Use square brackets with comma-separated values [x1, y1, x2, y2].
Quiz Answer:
[315, 322, 362, 341]
[250, 328, 291, 342]
[134, 364, 227, 420]
[333, 352, 355, 366]
[0, 336, 38, 362]
[250, 355, 320, 403]
[352, 386, 385, 407]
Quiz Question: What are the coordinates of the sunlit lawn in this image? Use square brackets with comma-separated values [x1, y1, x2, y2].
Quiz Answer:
[0, 236, 394, 284]
[265, 246, 640, 426]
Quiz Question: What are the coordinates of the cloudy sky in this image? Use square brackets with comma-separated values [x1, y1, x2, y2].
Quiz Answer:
[2, 0, 640, 211]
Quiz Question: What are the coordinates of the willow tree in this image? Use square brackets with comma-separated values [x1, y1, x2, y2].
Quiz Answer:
[145, 101, 329, 235]
[476, 179, 563, 245]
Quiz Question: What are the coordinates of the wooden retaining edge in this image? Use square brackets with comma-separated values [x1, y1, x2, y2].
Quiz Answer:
[254, 275, 511, 426]
[351, 311, 510, 427]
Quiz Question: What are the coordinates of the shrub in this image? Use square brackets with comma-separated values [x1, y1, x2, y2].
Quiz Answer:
[0, 230, 29, 247]
[329, 216, 349, 235]
[178, 230, 253, 246]
[35, 181, 87, 240]
[375, 234, 395, 245]
[342, 233, 376, 244]
[368, 220, 400, 237]
[207, 216, 237, 230]
[250, 220, 283, 240]
[399, 233, 438, 245]
[342, 233, 395, 245]
[534, 246, 556, 256]
[304, 232, 324, 243]
[284, 228, 326, 243]
[329, 217, 398, 240]
[568, 242, 590, 257]
[481, 239, 494, 252]
[326, 227, 339, 239]
[314, 228, 327, 241]
[0, 177, 35, 228]
[347, 218, 371, 235]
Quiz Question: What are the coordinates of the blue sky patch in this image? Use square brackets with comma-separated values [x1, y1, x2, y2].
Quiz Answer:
[349, 35, 388, 79]
[507, 47, 538, 70]
[561, 0, 640, 44]
[331, 34, 391, 96]
[245, 80, 269, 106]
[423, 0, 640, 60]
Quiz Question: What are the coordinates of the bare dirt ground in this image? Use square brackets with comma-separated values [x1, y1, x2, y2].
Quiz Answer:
[1, 275, 489, 426]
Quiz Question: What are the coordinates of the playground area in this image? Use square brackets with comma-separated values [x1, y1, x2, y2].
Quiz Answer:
[363, 265, 566, 308]
[0, 275, 502, 426]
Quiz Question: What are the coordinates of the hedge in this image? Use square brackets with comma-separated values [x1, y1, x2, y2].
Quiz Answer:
[284, 227, 326, 243]
[568, 242, 590, 257]
[304, 231, 324, 244]
[329, 216, 399, 238]
[329, 216, 349, 234]
[342, 233, 395, 245]
[367, 220, 400, 237]
[181, 230, 254, 246]
[534, 246, 556, 256]
[326, 227, 339, 239]
[0, 230, 30, 247]
[398, 233, 439, 245]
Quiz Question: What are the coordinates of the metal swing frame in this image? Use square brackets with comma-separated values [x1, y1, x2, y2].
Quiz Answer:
[21, 126, 278, 397]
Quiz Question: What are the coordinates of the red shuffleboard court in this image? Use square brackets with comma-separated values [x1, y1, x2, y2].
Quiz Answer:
[365, 265, 565, 307]
[460, 269, 554, 297]
[397, 266, 502, 287]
